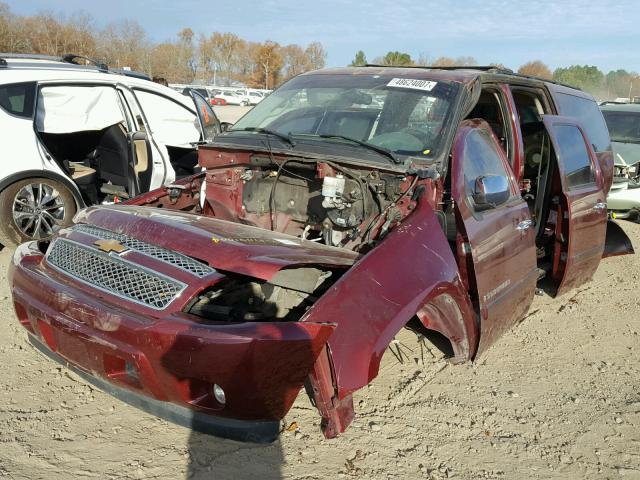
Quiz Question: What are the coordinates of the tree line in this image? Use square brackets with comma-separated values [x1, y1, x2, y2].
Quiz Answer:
[1, 2, 636, 99]
[0, 2, 326, 88]
[351, 51, 640, 101]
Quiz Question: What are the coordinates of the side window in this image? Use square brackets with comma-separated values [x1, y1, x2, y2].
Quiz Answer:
[511, 88, 549, 125]
[134, 90, 200, 146]
[463, 129, 512, 198]
[601, 111, 640, 142]
[553, 92, 610, 153]
[36, 85, 125, 133]
[191, 91, 221, 142]
[119, 88, 146, 132]
[511, 87, 551, 183]
[466, 89, 511, 161]
[550, 124, 595, 189]
[0, 82, 36, 118]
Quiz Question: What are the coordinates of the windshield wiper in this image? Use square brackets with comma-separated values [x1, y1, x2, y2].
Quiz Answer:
[611, 137, 640, 144]
[230, 127, 296, 147]
[293, 133, 401, 164]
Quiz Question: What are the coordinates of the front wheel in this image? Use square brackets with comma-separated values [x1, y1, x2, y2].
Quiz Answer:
[0, 177, 77, 246]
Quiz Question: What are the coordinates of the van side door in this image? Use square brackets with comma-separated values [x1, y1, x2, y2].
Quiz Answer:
[452, 119, 538, 356]
[541, 115, 607, 295]
[118, 85, 168, 190]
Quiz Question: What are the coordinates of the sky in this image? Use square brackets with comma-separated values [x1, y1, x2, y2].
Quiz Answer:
[7, 0, 640, 73]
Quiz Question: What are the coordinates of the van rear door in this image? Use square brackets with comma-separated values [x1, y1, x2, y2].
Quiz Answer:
[541, 115, 608, 295]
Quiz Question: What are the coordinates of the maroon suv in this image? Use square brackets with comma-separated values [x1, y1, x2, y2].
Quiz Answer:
[10, 66, 634, 442]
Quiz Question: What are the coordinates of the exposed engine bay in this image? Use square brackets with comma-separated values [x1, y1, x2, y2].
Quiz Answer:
[200, 152, 425, 252]
[127, 148, 430, 324]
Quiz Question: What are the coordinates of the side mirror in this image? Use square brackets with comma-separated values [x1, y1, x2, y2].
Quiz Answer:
[472, 174, 510, 210]
[220, 122, 233, 132]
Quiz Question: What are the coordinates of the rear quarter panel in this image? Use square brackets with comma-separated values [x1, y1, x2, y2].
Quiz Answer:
[0, 111, 44, 180]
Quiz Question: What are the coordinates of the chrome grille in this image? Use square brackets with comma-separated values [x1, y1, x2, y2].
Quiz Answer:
[46, 239, 187, 310]
[73, 224, 214, 277]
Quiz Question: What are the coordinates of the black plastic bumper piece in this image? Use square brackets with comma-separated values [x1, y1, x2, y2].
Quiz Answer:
[28, 335, 280, 443]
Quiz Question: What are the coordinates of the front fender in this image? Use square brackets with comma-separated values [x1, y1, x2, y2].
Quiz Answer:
[302, 197, 478, 400]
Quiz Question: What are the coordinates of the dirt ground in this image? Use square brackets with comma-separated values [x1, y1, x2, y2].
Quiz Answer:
[212, 105, 252, 124]
[1, 112, 639, 479]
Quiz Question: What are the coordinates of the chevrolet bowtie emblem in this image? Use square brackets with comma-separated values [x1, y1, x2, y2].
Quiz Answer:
[94, 239, 129, 254]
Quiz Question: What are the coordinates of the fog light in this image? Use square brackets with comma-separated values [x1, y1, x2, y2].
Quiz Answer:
[213, 384, 226, 404]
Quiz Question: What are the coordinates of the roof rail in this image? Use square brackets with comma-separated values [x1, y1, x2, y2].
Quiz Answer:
[0, 52, 150, 81]
[359, 64, 585, 91]
[61, 54, 108, 72]
[363, 64, 514, 74]
[0, 53, 63, 62]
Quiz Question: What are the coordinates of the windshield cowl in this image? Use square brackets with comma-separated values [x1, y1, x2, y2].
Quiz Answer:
[612, 138, 640, 144]
[216, 131, 411, 165]
[207, 134, 411, 172]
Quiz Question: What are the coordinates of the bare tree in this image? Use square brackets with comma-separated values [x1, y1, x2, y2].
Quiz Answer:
[253, 41, 284, 89]
[415, 53, 432, 66]
[304, 41, 326, 70]
[177, 28, 196, 83]
[96, 20, 149, 70]
[236, 40, 260, 83]
[282, 44, 308, 80]
[0, 2, 328, 87]
[518, 60, 552, 79]
[430, 56, 477, 67]
[198, 34, 215, 82]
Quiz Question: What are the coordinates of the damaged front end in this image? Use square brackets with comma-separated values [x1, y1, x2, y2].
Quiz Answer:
[10, 202, 366, 441]
[11, 70, 478, 441]
[10, 131, 474, 441]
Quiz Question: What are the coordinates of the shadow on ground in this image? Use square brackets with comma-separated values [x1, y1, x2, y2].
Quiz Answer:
[185, 432, 284, 480]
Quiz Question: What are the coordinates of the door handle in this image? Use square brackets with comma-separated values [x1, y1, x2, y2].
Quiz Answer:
[516, 219, 534, 231]
[594, 201, 607, 211]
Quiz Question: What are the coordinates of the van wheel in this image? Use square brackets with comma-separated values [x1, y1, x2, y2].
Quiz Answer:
[0, 178, 77, 246]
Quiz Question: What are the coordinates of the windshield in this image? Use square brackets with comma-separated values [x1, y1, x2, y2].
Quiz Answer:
[231, 73, 459, 161]
[602, 111, 640, 143]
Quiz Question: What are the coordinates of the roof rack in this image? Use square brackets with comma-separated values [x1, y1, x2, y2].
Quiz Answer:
[0, 52, 150, 80]
[0, 53, 63, 62]
[360, 63, 583, 92]
[363, 64, 514, 74]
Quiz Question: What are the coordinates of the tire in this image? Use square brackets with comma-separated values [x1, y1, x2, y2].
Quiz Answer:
[0, 177, 77, 247]
[240, 100, 248, 107]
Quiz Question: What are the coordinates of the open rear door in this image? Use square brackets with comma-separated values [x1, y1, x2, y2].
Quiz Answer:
[541, 115, 608, 296]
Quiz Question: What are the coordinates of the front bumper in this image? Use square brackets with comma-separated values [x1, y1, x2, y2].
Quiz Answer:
[28, 333, 279, 442]
[10, 242, 334, 442]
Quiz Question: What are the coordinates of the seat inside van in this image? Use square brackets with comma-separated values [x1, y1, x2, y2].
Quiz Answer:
[38, 124, 133, 203]
[36, 85, 137, 203]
